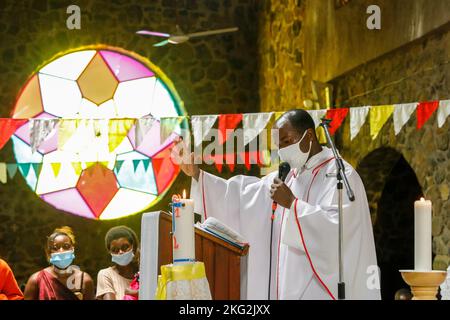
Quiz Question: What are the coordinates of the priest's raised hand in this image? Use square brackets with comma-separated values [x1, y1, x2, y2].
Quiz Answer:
[270, 177, 296, 208]
[173, 136, 200, 181]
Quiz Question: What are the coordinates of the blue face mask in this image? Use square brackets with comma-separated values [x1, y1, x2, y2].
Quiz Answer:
[111, 249, 134, 266]
[50, 250, 75, 269]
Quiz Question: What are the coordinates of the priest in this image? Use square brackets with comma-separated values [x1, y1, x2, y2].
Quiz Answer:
[175, 109, 381, 300]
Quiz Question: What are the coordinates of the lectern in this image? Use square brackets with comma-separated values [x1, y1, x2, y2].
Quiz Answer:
[139, 211, 249, 300]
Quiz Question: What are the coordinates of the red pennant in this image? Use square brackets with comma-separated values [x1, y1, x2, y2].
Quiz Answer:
[325, 108, 349, 135]
[0, 118, 28, 149]
[239, 151, 263, 171]
[203, 154, 224, 173]
[225, 153, 235, 172]
[218, 114, 242, 145]
[239, 152, 252, 171]
[417, 101, 439, 129]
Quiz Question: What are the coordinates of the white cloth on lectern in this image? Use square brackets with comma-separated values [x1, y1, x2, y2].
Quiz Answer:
[190, 147, 380, 300]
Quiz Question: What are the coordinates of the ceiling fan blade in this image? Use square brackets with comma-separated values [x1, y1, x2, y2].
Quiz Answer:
[153, 39, 170, 47]
[136, 30, 170, 38]
[187, 27, 239, 38]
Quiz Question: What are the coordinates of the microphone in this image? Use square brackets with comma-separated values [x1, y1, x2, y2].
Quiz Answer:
[268, 161, 291, 299]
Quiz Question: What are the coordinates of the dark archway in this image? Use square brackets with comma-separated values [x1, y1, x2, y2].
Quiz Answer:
[357, 148, 422, 300]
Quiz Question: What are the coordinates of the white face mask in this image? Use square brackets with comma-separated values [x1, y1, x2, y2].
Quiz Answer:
[278, 130, 312, 170]
[111, 249, 135, 266]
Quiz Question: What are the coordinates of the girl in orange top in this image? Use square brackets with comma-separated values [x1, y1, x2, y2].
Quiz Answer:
[0, 258, 24, 300]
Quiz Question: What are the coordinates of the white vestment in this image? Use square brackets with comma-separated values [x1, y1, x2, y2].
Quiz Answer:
[191, 147, 381, 300]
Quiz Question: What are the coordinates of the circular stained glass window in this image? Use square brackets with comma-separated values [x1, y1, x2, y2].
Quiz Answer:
[12, 46, 186, 220]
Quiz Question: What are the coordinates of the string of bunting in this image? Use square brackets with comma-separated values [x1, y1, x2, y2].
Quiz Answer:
[0, 99, 449, 174]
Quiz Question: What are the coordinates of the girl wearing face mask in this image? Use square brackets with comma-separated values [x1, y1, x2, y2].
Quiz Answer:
[23, 226, 95, 300]
[96, 226, 140, 300]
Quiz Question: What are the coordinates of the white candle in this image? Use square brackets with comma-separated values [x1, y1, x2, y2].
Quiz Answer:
[414, 197, 432, 271]
[172, 190, 195, 264]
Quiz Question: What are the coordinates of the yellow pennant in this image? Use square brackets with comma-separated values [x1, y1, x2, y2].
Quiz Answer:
[370, 105, 394, 140]
[71, 162, 83, 176]
[108, 119, 136, 152]
[50, 162, 61, 178]
[57, 119, 78, 151]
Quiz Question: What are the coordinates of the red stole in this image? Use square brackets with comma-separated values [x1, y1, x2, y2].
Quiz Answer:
[36, 270, 79, 300]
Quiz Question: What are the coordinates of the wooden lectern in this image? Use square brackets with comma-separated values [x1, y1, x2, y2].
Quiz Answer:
[157, 211, 249, 300]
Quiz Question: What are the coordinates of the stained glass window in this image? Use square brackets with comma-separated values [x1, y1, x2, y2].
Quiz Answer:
[12, 48, 185, 220]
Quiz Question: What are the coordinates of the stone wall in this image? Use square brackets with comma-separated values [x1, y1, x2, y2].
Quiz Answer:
[0, 0, 259, 287]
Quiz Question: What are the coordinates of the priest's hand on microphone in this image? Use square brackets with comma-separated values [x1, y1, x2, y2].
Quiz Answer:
[270, 178, 296, 209]
[173, 136, 200, 181]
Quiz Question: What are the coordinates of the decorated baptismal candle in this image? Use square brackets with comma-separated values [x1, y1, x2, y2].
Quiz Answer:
[414, 197, 432, 271]
[171, 190, 195, 264]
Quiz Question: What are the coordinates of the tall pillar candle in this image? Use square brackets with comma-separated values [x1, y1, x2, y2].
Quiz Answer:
[414, 197, 432, 271]
[171, 193, 195, 264]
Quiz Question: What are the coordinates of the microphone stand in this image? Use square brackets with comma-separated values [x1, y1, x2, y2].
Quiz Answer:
[319, 118, 355, 300]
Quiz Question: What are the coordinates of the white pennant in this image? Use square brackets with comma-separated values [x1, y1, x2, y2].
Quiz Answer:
[393, 103, 417, 135]
[307, 110, 327, 128]
[242, 112, 273, 146]
[437, 99, 450, 128]
[191, 115, 218, 147]
[350, 106, 370, 140]
[135, 115, 156, 148]
[30, 119, 58, 154]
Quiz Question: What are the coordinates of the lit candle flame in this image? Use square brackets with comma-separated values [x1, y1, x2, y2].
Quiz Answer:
[420, 197, 425, 201]
[182, 189, 186, 199]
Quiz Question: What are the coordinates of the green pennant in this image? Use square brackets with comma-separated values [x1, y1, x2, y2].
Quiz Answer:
[6, 163, 17, 179]
[132, 159, 141, 172]
[18, 163, 31, 177]
[115, 160, 125, 174]
[32, 163, 42, 177]
[142, 158, 150, 171]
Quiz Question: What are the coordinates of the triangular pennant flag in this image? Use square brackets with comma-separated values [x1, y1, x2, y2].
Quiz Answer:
[57, 119, 78, 151]
[31, 163, 42, 177]
[417, 101, 439, 129]
[18, 163, 31, 177]
[350, 106, 370, 140]
[108, 119, 136, 152]
[191, 115, 218, 147]
[133, 159, 141, 172]
[324, 108, 349, 135]
[242, 112, 273, 146]
[115, 160, 125, 174]
[437, 100, 450, 128]
[224, 153, 235, 172]
[6, 163, 17, 179]
[135, 116, 156, 148]
[370, 105, 394, 140]
[142, 158, 150, 172]
[239, 152, 252, 171]
[0, 118, 28, 150]
[218, 114, 243, 145]
[0, 163, 7, 184]
[307, 110, 327, 128]
[30, 118, 58, 154]
[71, 162, 83, 176]
[160, 117, 184, 144]
[50, 162, 62, 178]
[393, 103, 417, 135]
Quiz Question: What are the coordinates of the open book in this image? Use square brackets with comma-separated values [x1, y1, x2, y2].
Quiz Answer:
[195, 217, 248, 250]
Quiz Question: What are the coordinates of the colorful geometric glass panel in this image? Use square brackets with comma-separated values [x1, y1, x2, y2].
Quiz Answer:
[11, 47, 186, 220]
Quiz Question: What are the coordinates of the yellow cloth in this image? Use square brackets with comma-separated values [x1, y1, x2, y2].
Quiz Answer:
[155, 262, 211, 300]
[108, 119, 135, 152]
[370, 105, 394, 140]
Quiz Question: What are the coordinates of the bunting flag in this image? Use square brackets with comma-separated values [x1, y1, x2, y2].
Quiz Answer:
[50, 162, 62, 178]
[142, 158, 150, 171]
[108, 118, 136, 152]
[0, 118, 28, 150]
[30, 118, 58, 154]
[18, 163, 31, 177]
[114, 160, 125, 174]
[218, 114, 243, 145]
[437, 100, 450, 128]
[238, 151, 263, 171]
[417, 101, 439, 130]
[0, 163, 6, 184]
[160, 117, 184, 144]
[393, 103, 417, 135]
[32, 163, 42, 177]
[350, 106, 370, 140]
[242, 112, 273, 146]
[225, 153, 235, 172]
[71, 162, 83, 176]
[370, 105, 394, 140]
[307, 109, 327, 128]
[191, 115, 218, 147]
[6, 164, 17, 179]
[58, 119, 79, 151]
[325, 108, 349, 135]
[132, 159, 141, 172]
[135, 116, 156, 148]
